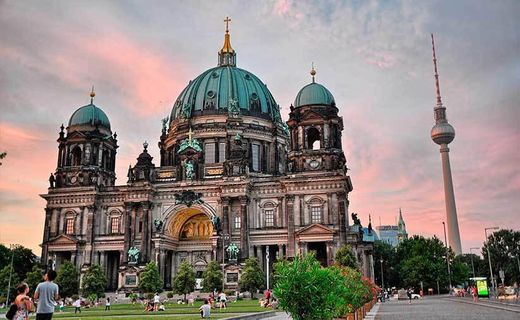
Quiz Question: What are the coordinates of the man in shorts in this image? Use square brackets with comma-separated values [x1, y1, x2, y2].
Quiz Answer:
[34, 270, 60, 320]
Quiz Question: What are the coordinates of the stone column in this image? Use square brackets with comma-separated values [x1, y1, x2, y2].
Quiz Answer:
[337, 193, 346, 245]
[141, 204, 149, 261]
[221, 197, 230, 236]
[123, 205, 133, 263]
[285, 195, 295, 257]
[298, 126, 304, 149]
[323, 122, 330, 148]
[84, 206, 96, 265]
[326, 241, 333, 266]
[41, 208, 52, 261]
[239, 197, 249, 259]
[159, 250, 166, 282]
[99, 251, 106, 272]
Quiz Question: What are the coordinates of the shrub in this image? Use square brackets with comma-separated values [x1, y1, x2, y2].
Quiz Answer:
[335, 244, 358, 270]
[172, 260, 195, 302]
[56, 261, 80, 298]
[273, 253, 348, 320]
[81, 264, 107, 297]
[201, 260, 222, 292]
[166, 291, 174, 298]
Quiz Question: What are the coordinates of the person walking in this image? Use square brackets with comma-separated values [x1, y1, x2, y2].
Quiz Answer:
[73, 298, 82, 314]
[12, 283, 33, 320]
[153, 293, 160, 311]
[219, 291, 227, 309]
[407, 287, 413, 304]
[104, 297, 111, 311]
[471, 286, 478, 302]
[34, 270, 59, 320]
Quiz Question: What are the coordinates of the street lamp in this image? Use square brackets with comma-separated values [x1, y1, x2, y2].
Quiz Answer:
[221, 233, 229, 292]
[485, 227, 499, 298]
[380, 259, 385, 291]
[266, 247, 270, 290]
[6, 244, 20, 305]
[469, 247, 479, 278]
[442, 222, 452, 291]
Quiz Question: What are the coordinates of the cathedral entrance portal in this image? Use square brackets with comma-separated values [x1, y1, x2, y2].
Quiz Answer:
[308, 242, 327, 267]
[164, 207, 215, 290]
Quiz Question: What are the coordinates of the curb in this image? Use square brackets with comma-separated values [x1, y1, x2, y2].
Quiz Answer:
[446, 298, 520, 314]
[224, 310, 277, 320]
[364, 302, 381, 320]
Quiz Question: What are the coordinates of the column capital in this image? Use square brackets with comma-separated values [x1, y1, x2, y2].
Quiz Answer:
[239, 196, 249, 205]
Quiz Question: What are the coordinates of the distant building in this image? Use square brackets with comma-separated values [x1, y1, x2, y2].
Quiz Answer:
[376, 209, 408, 247]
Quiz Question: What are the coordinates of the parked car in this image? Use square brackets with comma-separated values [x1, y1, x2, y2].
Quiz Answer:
[411, 293, 421, 299]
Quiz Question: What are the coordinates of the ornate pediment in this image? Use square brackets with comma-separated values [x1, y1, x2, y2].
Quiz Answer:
[301, 110, 325, 122]
[296, 223, 335, 236]
[48, 234, 78, 245]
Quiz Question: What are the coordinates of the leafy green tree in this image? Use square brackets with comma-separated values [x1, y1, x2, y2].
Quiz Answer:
[373, 240, 399, 289]
[0, 245, 10, 270]
[139, 261, 163, 293]
[0, 265, 20, 300]
[457, 253, 488, 278]
[56, 261, 79, 298]
[239, 257, 264, 294]
[335, 244, 358, 270]
[274, 254, 347, 320]
[172, 260, 195, 302]
[24, 265, 44, 296]
[396, 235, 451, 291]
[483, 229, 520, 285]
[0, 152, 6, 166]
[81, 264, 107, 297]
[201, 260, 222, 292]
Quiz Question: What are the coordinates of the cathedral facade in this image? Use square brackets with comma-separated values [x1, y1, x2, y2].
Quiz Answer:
[40, 23, 374, 291]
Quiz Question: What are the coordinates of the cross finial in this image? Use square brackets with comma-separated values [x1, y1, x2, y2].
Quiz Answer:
[224, 16, 231, 33]
[188, 127, 194, 143]
[90, 85, 95, 104]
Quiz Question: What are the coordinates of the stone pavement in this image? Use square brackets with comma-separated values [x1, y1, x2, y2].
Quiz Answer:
[375, 296, 519, 319]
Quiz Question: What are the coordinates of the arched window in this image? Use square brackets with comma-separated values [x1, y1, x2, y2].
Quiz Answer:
[71, 146, 82, 166]
[307, 127, 321, 150]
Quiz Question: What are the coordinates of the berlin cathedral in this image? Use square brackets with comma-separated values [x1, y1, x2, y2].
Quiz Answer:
[40, 20, 374, 291]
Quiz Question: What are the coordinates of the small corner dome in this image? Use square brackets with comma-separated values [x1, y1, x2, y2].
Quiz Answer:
[294, 82, 335, 108]
[68, 103, 111, 130]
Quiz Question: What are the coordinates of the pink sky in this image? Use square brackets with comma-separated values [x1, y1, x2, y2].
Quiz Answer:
[0, 0, 519, 255]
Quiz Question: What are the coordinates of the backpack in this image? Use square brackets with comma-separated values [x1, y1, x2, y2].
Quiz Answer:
[5, 303, 18, 320]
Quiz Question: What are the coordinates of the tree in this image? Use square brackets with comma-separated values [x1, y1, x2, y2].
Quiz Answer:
[335, 267, 374, 316]
[335, 244, 358, 270]
[373, 240, 399, 289]
[201, 260, 222, 293]
[139, 261, 163, 293]
[56, 261, 79, 298]
[0, 245, 10, 270]
[11, 246, 38, 281]
[274, 254, 347, 320]
[239, 257, 264, 294]
[172, 260, 195, 302]
[81, 264, 107, 297]
[0, 152, 6, 166]
[25, 265, 44, 296]
[396, 235, 451, 291]
[0, 265, 20, 300]
[483, 229, 520, 285]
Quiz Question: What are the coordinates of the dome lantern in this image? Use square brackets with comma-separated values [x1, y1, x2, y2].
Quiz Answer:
[218, 16, 236, 67]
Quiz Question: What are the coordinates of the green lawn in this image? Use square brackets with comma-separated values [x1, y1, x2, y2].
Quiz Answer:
[45, 300, 267, 320]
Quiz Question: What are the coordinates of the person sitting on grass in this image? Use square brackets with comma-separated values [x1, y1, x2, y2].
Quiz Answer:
[199, 298, 211, 319]
[145, 300, 154, 312]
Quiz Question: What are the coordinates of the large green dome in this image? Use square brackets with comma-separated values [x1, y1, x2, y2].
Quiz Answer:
[294, 82, 335, 108]
[170, 65, 281, 122]
[68, 103, 111, 129]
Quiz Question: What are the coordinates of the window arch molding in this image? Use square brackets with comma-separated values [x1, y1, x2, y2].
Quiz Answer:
[306, 196, 325, 224]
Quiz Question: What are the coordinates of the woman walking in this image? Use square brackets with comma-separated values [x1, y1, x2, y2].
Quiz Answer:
[13, 283, 33, 320]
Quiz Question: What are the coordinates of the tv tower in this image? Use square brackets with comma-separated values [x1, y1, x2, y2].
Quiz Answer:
[430, 34, 462, 255]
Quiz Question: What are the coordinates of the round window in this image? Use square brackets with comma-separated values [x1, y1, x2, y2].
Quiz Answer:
[207, 90, 215, 98]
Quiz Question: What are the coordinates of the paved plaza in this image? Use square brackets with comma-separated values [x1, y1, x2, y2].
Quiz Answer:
[265, 296, 520, 320]
[375, 296, 520, 320]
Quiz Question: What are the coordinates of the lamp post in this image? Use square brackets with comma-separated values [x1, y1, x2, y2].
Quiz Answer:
[485, 227, 499, 298]
[266, 247, 270, 290]
[221, 233, 229, 292]
[442, 222, 452, 291]
[469, 247, 479, 278]
[6, 244, 19, 305]
[380, 259, 385, 290]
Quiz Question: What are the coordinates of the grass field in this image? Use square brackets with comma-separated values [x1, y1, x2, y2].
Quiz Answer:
[48, 299, 267, 320]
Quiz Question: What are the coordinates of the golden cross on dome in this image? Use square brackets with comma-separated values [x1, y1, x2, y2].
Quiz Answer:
[188, 127, 194, 143]
[224, 16, 231, 33]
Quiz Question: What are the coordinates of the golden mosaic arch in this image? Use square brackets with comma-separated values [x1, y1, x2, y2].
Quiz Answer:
[167, 207, 213, 240]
